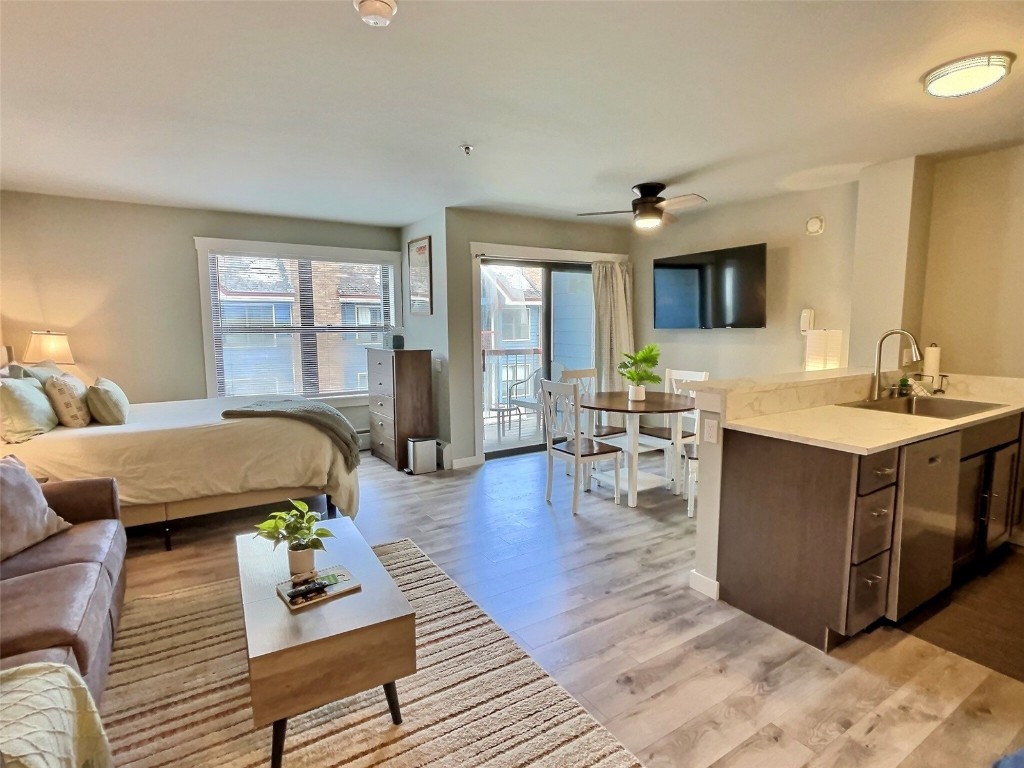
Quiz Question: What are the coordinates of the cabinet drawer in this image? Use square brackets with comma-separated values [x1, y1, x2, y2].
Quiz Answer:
[369, 361, 395, 396]
[371, 432, 397, 465]
[852, 486, 896, 564]
[846, 551, 890, 635]
[369, 394, 395, 420]
[961, 414, 1021, 458]
[370, 413, 396, 440]
[858, 449, 899, 495]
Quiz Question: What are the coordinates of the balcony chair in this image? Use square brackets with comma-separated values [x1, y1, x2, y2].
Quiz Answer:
[540, 379, 621, 515]
[508, 368, 544, 434]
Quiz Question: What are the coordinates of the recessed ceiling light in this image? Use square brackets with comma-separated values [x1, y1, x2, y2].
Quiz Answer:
[354, 0, 397, 27]
[923, 52, 1014, 98]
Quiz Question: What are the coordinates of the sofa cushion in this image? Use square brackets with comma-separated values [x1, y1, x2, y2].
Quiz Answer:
[0, 647, 80, 676]
[0, 563, 111, 678]
[0, 455, 71, 560]
[0, 520, 125, 585]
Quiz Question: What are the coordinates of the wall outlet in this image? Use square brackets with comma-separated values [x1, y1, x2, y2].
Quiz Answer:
[703, 419, 719, 444]
[434, 357, 442, 373]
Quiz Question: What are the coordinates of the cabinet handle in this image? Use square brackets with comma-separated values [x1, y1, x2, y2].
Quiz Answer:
[377, 401, 384, 407]
[874, 467, 895, 478]
[864, 575, 883, 586]
[871, 508, 889, 517]
[928, 455, 942, 465]
[378, 441, 384, 446]
[377, 360, 382, 365]
[378, 421, 384, 427]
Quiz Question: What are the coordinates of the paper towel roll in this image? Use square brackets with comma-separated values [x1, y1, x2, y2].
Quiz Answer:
[922, 344, 941, 383]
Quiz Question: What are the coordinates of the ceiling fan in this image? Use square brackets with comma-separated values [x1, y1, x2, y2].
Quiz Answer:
[577, 182, 707, 229]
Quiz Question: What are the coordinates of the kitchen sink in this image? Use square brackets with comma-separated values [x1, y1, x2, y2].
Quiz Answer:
[838, 397, 1005, 419]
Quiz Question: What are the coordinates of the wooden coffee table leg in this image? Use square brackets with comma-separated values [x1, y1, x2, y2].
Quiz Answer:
[383, 681, 402, 724]
[271, 718, 287, 768]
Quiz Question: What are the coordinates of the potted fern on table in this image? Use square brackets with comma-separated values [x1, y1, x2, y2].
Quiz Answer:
[618, 343, 662, 401]
[255, 500, 335, 576]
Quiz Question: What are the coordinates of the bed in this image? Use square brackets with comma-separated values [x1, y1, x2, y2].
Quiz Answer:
[3, 396, 360, 537]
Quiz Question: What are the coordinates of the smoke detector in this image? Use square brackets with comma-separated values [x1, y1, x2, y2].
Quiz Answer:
[354, 0, 397, 27]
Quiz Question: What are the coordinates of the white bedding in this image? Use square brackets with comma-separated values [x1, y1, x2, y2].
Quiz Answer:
[2, 396, 359, 516]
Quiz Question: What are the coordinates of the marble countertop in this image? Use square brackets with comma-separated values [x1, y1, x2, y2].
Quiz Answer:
[723, 375, 1024, 455]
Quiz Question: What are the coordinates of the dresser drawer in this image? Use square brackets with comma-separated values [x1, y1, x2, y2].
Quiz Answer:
[369, 394, 395, 420]
[845, 551, 890, 635]
[369, 359, 395, 396]
[851, 485, 895, 564]
[858, 448, 899, 495]
[370, 413, 396, 440]
[371, 432, 397, 465]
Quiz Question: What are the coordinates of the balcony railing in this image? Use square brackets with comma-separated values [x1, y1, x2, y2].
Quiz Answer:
[482, 347, 543, 412]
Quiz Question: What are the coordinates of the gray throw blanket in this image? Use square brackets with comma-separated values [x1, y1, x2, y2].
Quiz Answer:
[222, 399, 361, 471]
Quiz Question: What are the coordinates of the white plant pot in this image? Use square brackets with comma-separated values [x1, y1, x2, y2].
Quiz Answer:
[628, 384, 646, 401]
[288, 547, 315, 577]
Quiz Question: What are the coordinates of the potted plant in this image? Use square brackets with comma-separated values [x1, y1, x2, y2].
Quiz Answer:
[618, 343, 662, 401]
[254, 500, 335, 576]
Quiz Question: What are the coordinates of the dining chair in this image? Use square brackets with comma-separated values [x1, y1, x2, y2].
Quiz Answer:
[559, 368, 626, 439]
[540, 379, 621, 515]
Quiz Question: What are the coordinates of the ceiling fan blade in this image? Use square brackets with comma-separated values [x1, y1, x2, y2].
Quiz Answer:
[576, 210, 632, 217]
[657, 194, 708, 212]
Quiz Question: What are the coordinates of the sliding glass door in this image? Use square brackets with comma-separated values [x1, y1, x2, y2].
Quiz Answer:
[480, 260, 594, 457]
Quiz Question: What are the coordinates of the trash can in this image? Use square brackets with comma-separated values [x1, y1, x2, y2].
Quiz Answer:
[406, 437, 437, 475]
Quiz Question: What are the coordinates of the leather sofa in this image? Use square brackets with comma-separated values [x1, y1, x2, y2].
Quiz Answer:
[0, 478, 126, 704]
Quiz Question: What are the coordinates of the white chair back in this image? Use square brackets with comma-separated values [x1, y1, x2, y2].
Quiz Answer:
[559, 367, 597, 396]
[665, 369, 710, 436]
[540, 379, 581, 458]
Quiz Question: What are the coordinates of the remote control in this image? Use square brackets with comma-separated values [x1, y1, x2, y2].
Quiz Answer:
[287, 580, 328, 599]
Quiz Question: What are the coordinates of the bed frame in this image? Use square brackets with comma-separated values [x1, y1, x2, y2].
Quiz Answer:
[122, 486, 342, 550]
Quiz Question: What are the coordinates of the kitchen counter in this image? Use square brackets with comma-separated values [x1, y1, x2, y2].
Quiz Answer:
[724, 375, 1024, 455]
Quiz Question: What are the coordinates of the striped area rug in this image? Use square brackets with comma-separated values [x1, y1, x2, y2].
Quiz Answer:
[102, 539, 643, 768]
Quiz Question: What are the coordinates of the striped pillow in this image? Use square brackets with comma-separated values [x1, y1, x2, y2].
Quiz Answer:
[44, 373, 92, 428]
[87, 378, 129, 426]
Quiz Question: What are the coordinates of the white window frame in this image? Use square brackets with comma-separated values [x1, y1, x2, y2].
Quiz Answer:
[195, 237, 402, 405]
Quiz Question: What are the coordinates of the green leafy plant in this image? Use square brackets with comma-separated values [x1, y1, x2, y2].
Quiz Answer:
[617, 343, 663, 387]
[254, 500, 335, 552]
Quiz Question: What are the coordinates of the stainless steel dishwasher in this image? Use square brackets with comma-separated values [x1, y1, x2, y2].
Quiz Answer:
[886, 432, 961, 621]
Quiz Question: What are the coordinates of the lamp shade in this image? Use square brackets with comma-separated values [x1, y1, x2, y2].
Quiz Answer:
[23, 331, 75, 364]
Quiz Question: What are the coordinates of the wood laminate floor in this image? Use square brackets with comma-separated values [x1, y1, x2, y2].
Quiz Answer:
[124, 453, 1024, 768]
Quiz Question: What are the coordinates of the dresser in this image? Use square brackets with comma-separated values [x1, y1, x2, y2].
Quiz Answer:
[367, 348, 434, 471]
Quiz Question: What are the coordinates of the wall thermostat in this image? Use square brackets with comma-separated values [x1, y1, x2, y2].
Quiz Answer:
[806, 216, 825, 236]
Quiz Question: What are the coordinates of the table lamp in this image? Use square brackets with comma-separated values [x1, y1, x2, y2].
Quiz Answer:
[23, 330, 75, 365]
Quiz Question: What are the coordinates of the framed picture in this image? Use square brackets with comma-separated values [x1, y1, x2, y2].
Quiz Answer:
[407, 235, 433, 316]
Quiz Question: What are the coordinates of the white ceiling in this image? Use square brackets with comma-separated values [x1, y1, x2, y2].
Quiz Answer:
[2, 1, 1022, 227]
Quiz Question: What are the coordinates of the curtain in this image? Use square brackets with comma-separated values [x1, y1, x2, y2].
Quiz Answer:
[592, 261, 634, 394]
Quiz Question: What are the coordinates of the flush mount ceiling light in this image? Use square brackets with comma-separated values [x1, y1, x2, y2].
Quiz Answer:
[923, 52, 1014, 98]
[354, 0, 397, 27]
[633, 200, 664, 230]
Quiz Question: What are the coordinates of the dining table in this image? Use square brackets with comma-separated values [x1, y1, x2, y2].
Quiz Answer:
[579, 390, 697, 508]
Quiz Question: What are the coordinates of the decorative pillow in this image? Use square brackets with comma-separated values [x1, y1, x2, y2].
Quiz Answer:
[0, 456, 71, 560]
[9, 360, 64, 384]
[44, 374, 92, 428]
[0, 379, 59, 443]
[87, 378, 129, 426]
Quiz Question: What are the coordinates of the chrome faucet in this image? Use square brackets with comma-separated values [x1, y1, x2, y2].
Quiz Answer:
[872, 329, 922, 400]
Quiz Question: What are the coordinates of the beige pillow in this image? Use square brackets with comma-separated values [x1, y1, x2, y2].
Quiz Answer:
[87, 378, 129, 426]
[0, 379, 60, 443]
[0, 455, 71, 560]
[44, 374, 92, 428]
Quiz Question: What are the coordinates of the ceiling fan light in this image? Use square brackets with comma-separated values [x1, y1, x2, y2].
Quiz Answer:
[354, 0, 397, 27]
[924, 52, 1014, 98]
[634, 201, 663, 229]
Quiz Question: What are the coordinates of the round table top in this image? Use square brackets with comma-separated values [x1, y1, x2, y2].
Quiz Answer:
[579, 390, 696, 414]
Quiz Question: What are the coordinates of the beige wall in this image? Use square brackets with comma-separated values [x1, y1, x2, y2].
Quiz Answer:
[631, 182, 859, 379]
[920, 144, 1024, 377]
[0, 191, 399, 428]
[443, 209, 631, 460]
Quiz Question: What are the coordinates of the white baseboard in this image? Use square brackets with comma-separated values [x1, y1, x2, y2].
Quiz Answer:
[452, 454, 484, 469]
[689, 569, 720, 600]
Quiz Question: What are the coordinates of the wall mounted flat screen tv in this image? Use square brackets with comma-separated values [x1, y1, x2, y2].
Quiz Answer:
[653, 243, 767, 329]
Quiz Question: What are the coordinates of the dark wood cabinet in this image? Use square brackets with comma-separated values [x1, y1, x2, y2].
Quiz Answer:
[367, 348, 433, 471]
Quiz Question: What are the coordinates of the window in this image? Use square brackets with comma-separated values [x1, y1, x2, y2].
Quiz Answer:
[197, 239, 400, 398]
[501, 308, 531, 342]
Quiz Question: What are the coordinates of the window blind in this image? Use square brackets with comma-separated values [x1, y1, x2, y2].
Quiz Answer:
[206, 253, 395, 397]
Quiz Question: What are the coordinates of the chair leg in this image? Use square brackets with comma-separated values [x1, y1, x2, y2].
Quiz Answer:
[546, 453, 554, 502]
[571, 462, 580, 516]
[585, 458, 592, 492]
[614, 452, 621, 506]
[687, 459, 698, 517]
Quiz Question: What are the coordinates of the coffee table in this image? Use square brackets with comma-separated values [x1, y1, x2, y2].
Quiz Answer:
[235, 517, 416, 768]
